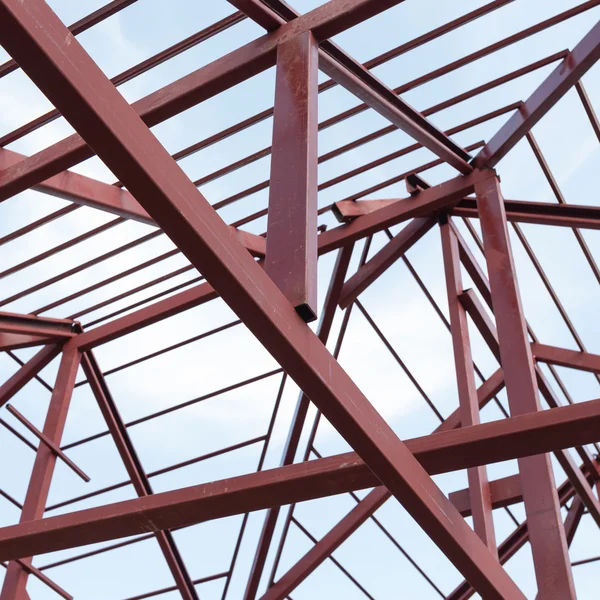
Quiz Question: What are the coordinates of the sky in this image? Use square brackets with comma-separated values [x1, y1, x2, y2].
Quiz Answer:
[1, 0, 600, 598]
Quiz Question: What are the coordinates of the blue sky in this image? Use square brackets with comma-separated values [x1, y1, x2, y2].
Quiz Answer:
[1, 0, 600, 598]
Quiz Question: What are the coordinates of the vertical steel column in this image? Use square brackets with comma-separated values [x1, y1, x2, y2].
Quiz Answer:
[440, 219, 496, 554]
[475, 174, 575, 599]
[0, 346, 80, 600]
[265, 30, 319, 322]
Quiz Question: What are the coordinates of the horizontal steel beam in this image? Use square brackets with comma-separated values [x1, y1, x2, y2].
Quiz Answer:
[2, 395, 600, 561]
[0, 312, 76, 338]
[449, 474, 522, 517]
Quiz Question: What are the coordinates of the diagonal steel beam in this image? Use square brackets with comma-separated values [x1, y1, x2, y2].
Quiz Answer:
[0, 344, 61, 409]
[473, 18, 600, 167]
[338, 218, 435, 309]
[81, 352, 199, 600]
[0, 3, 525, 596]
[257, 371, 504, 600]
[440, 218, 496, 554]
[0, 346, 81, 600]
[0, 146, 266, 257]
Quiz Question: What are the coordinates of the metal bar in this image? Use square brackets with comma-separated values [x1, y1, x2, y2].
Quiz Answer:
[0, 0, 138, 79]
[440, 218, 496, 554]
[474, 18, 600, 167]
[81, 352, 199, 600]
[258, 371, 504, 600]
[449, 474, 522, 517]
[338, 218, 435, 309]
[532, 343, 600, 373]
[265, 30, 319, 321]
[453, 197, 600, 229]
[0, 332, 60, 352]
[0, 345, 80, 600]
[475, 175, 575, 598]
[576, 80, 600, 142]
[4, 396, 600, 560]
[0, 344, 61, 409]
[0, 312, 75, 338]
[564, 497, 585, 547]
[0, 0, 409, 203]
[5, 404, 90, 482]
[244, 243, 355, 600]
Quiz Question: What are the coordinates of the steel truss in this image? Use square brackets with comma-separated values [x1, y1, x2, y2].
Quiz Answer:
[0, 0, 599, 598]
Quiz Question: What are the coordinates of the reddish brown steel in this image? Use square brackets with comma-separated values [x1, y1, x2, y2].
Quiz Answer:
[0, 345, 61, 409]
[449, 474, 522, 517]
[0, 2, 529, 597]
[2, 393, 600, 561]
[257, 371, 505, 600]
[266, 30, 319, 321]
[0, 332, 59, 352]
[474, 17, 600, 167]
[475, 175, 576, 598]
[0, 0, 598, 595]
[244, 244, 355, 600]
[338, 218, 435, 309]
[440, 219, 496, 554]
[532, 343, 600, 373]
[81, 352, 199, 600]
[5, 404, 90, 482]
[0, 346, 80, 599]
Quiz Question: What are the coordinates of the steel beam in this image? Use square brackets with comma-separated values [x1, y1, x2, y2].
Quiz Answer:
[338, 218, 435, 308]
[81, 352, 199, 600]
[266, 30, 319, 321]
[0, 333, 59, 352]
[441, 219, 496, 554]
[257, 371, 504, 600]
[5, 405, 89, 482]
[473, 18, 600, 167]
[3, 395, 600, 563]
[0, 3, 524, 597]
[0, 346, 80, 600]
[0, 312, 75, 339]
[0, 147, 265, 257]
[532, 342, 600, 373]
[475, 175, 575, 598]
[0, 345, 61, 409]
[452, 197, 600, 230]
[449, 474, 522, 518]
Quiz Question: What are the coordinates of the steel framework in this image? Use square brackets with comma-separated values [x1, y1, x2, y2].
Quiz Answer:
[0, 0, 599, 598]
